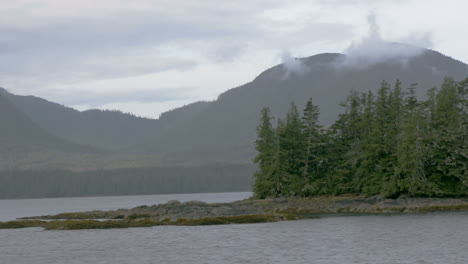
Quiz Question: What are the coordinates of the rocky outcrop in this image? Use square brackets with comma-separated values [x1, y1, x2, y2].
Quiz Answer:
[22, 195, 468, 221]
[2, 195, 467, 230]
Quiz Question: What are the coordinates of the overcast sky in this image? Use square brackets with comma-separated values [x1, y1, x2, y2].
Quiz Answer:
[1, 0, 467, 118]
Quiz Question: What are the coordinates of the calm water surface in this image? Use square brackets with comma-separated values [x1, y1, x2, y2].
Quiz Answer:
[1, 193, 467, 264]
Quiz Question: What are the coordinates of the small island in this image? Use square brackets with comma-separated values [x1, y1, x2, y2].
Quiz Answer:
[1, 195, 468, 230]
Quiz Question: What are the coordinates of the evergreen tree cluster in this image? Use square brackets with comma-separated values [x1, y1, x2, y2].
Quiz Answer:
[253, 78, 468, 198]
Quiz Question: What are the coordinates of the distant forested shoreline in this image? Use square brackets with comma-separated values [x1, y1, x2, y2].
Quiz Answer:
[0, 164, 254, 199]
[253, 78, 467, 198]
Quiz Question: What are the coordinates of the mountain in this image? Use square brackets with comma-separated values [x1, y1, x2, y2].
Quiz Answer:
[3, 47, 468, 160]
[135, 48, 468, 155]
[0, 91, 91, 153]
[1, 89, 160, 151]
[2, 46, 468, 198]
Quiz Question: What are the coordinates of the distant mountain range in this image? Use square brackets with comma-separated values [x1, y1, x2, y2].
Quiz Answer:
[1, 89, 160, 151]
[0, 90, 92, 153]
[1, 46, 468, 164]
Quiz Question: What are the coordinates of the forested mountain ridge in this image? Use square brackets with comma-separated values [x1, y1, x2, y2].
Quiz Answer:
[2, 46, 468, 159]
[136, 48, 468, 155]
[0, 91, 92, 153]
[1, 46, 467, 199]
[1, 89, 160, 151]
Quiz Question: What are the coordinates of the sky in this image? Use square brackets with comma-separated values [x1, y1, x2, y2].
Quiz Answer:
[1, 0, 467, 119]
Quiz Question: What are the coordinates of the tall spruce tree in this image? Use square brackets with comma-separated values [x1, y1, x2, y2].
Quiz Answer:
[327, 91, 366, 193]
[382, 81, 411, 196]
[301, 98, 324, 195]
[361, 81, 392, 194]
[272, 118, 287, 197]
[391, 86, 436, 197]
[302, 98, 321, 176]
[428, 78, 468, 195]
[253, 107, 275, 198]
[280, 102, 306, 196]
[456, 79, 468, 190]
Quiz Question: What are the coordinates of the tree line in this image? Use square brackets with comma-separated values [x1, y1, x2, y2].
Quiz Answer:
[253, 78, 467, 198]
[0, 164, 254, 199]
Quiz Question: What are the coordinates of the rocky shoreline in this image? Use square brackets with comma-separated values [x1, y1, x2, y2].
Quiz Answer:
[2, 195, 468, 230]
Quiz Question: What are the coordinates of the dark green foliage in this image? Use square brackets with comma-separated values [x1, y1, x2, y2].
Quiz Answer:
[425, 78, 468, 195]
[271, 119, 287, 197]
[253, 108, 276, 198]
[280, 103, 306, 196]
[253, 79, 468, 198]
[302, 98, 321, 178]
[301, 99, 326, 196]
[254, 99, 326, 197]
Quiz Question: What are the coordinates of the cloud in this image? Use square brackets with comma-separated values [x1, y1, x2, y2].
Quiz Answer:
[336, 12, 432, 68]
[0, 6, 262, 91]
[280, 51, 309, 78]
[1, 0, 466, 119]
[207, 41, 247, 63]
[75, 56, 197, 80]
[0, 15, 221, 71]
[0, 0, 355, 97]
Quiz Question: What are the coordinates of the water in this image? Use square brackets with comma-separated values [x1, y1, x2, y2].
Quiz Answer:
[1, 193, 468, 264]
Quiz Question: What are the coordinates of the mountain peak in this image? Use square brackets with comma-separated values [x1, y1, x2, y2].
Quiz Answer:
[3, 46, 468, 157]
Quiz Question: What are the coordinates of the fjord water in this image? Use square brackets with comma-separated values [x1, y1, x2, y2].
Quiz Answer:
[1, 193, 468, 264]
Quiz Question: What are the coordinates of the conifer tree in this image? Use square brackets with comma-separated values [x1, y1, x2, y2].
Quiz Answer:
[301, 98, 324, 195]
[362, 81, 391, 194]
[327, 92, 366, 193]
[390, 87, 436, 197]
[271, 118, 287, 197]
[456, 79, 468, 190]
[253, 107, 275, 198]
[387, 80, 404, 150]
[280, 102, 306, 196]
[252, 79, 468, 199]
[302, 98, 321, 177]
[428, 78, 468, 195]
